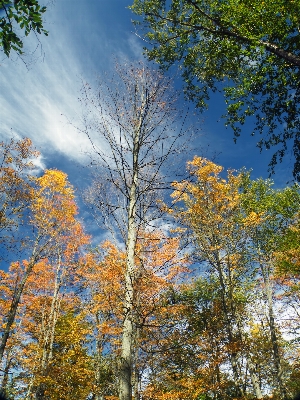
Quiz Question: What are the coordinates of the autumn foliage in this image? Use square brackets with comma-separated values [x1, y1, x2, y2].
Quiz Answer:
[1, 140, 300, 400]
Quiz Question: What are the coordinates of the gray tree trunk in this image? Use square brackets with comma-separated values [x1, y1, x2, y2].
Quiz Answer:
[119, 85, 145, 400]
[260, 261, 287, 400]
[0, 241, 39, 363]
[214, 250, 262, 399]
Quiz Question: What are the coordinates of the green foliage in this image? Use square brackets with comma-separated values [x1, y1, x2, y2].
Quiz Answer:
[0, 0, 47, 56]
[240, 174, 300, 254]
[275, 208, 300, 278]
[168, 158, 300, 398]
[131, 0, 300, 179]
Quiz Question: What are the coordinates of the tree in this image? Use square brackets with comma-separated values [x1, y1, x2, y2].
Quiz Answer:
[0, 137, 39, 264]
[0, 169, 86, 363]
[142, 278, 233, 400]
[20, 233, 89, 399]
[81, 62, 193, 400]
[170, 157, 264, 399]
[143, 275, 282, 400]
[21, 295, 93, 400]
[169, 156, 300, 399]
[77, 232, 187, 400]
[0, 228, 89, 398]
[240, 176, 300, 400]
[274, 213, 300, 380]
[0, 0, 47, 57]
[0, 262, 27, 398]
[77, 242, 125, 400]
[275, 211, 300, 277]
[127, 230, 187, 400]
[131, 0, 300, 180]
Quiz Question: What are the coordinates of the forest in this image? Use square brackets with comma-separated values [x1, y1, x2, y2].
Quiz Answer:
[0, 66, 299, 400]
[1, 0, 300, 400]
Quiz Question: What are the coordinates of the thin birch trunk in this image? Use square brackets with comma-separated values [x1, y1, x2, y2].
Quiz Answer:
[41, 255, 63, 370]
[260, 261, 287, 400]
[0, 348, 12, 395]
[25, 379, 34, 400]
[0, 241, 39, 362]
[214, 254, 244, 398]
[34, 257, 63, 399]
[132, 298, 141, 400]
[214, 248, 263, 398]
[247, 359, 263, 399]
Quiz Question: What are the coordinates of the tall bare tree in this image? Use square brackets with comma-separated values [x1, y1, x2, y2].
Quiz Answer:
[81, 63, 194, 400]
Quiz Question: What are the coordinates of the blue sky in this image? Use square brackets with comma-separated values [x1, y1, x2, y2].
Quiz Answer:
[0, 0, 294, 202]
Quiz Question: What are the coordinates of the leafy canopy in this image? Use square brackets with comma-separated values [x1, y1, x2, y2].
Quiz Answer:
[0, 0, 47, 56]
[131, 0, 300, 179]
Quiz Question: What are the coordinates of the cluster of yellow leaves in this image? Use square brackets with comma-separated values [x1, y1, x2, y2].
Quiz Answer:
[18, 264, 92, 399]
[0, 269, 14, 330]
[80, 241, 125, 315]
[144, 369, 226, 400]
[242, 210, 265, 227]
[33, 313, 92, 400]
[171, 157, 242, 230]
[76, 242, 125, 360]
[25, 168, 90, 263]
[31, 169, 77, 232]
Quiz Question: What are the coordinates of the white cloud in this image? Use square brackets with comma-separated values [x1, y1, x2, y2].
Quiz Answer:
[1, 0, 153, 172]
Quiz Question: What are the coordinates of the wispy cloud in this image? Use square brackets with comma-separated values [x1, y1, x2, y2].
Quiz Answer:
[0, 0, 144, 168]
[1, 0, 290, 185]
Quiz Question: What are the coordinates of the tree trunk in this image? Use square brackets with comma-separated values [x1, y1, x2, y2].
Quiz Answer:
[94, 332, 106, 400]
[119, 86, 145, 400]
[214, 254, 244, 398]
[41, 256, 62, 370]
[132, 308, 141, 400]
[34, 256, 63, 399]
[0, 253, 37, 362]
[247, 359, 263, 399]
[119, 175, 138, 400]
[260, 261, 287, 400]
[213, 248, 264, 399]
[0, 348, 12, 395]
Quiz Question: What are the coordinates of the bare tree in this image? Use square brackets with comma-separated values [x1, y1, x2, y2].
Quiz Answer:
[81, 62, 195, 400]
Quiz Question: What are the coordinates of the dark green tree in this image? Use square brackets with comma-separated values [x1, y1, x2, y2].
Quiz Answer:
[131, 0, 300, 179]
[0, 0, 47, 57]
